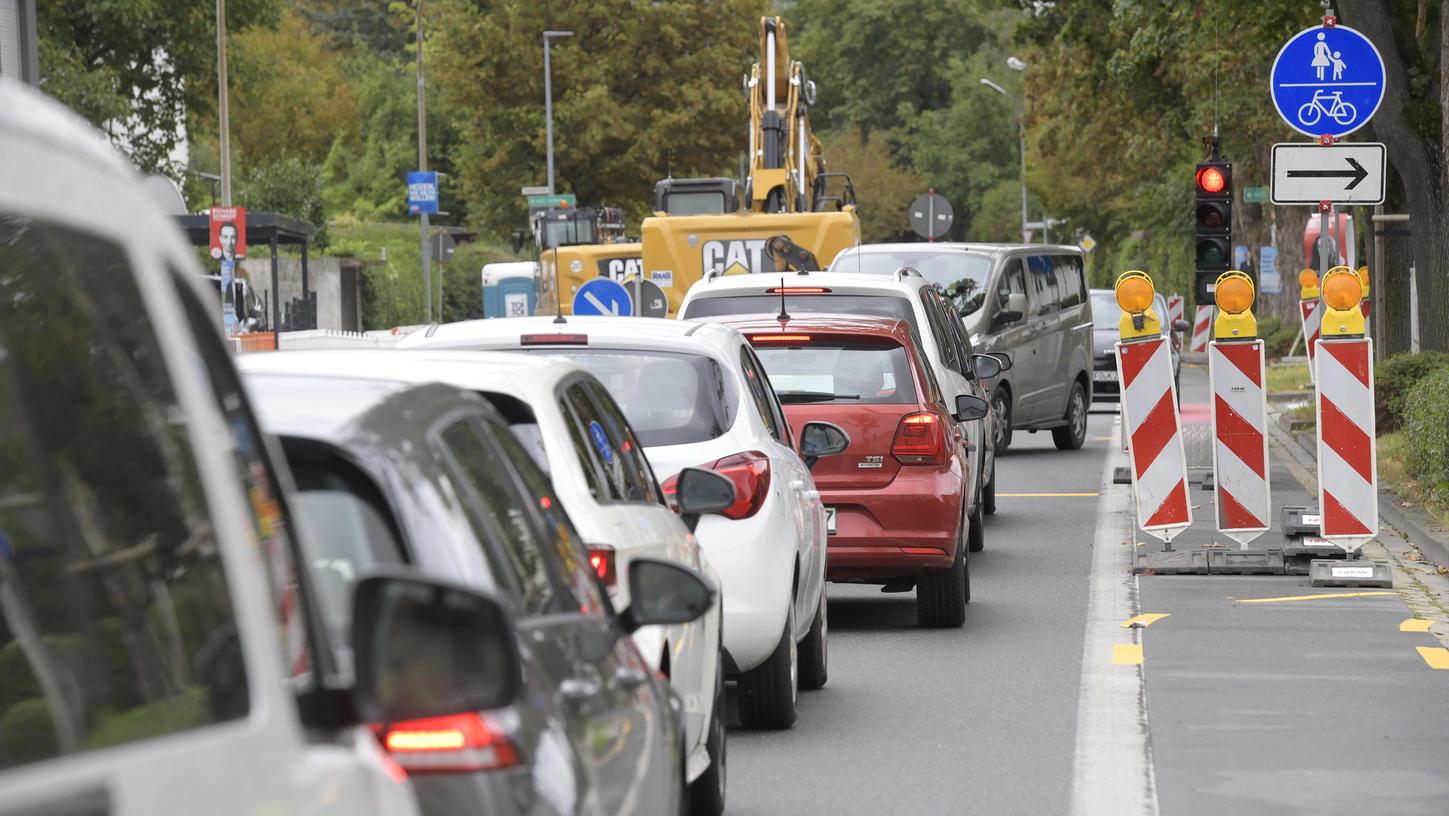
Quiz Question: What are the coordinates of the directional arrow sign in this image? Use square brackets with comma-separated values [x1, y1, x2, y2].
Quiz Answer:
[1270, 142, 1385, 205]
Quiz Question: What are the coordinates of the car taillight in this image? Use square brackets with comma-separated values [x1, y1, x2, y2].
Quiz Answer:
[588, 545, 617, 591]
[374, 713, 520, 774]
[892, 412, 947, 466]
[520, 333, 588, 346]
[765, 287, 831, 294]
[750, 334, 813, 343]
[710, 451, 771, 519]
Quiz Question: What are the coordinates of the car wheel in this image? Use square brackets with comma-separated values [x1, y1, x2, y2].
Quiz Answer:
[736, 607, 797, 730]
[967, 487, 985, 553]
[992, 387, 1013, 453]
[688, 659, 727, 816]
[798, 587, 828, 691]
[983, 462, 997, 516]
[917, 518, 967, 628]
[1052, 381, 1088, 451]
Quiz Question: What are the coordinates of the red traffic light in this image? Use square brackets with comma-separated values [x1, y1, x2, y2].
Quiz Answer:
[1196, 165, 1227, 194]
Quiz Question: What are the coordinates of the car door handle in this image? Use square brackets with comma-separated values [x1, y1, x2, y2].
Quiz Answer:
[560, 677, 601, 704]
[613, 666, 650, 692]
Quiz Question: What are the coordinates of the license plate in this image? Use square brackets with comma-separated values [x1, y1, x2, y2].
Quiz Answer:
[1092, 370, 1117, 382]
[825, 507, 837, 535]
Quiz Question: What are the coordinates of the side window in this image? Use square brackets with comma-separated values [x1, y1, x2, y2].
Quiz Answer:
[560, 383, 631, 502]
[1056, 255, 1086, 309]
[919, 289, 962, 374]
[558, 388, 610, 500]
[582, 381, 661, 504]
[907, 326, 944, 403]
[996, 258, 1027, 311]
[745, 347, 793, 446]
[944, 305, 976, 376]
[437, 417, 561, 616]
[739, 346, 785, 442]
[1027, 255, 1060, 316]
[0, 218, 250, 770]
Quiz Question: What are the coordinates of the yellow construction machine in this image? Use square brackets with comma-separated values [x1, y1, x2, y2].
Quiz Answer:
[531, 204, 644, 316]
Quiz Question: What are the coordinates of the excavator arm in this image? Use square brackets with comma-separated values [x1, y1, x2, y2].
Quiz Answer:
[747, 16, 827, 213]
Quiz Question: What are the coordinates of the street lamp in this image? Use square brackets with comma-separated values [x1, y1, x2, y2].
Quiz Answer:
[543, 30, 574, 195]
[979, 77, 1029, 243]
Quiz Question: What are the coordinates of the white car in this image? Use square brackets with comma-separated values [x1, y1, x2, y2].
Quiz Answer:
[679, 269, 997, 549]
[399, 317, 846, 729]
[237, 349, 729, 812]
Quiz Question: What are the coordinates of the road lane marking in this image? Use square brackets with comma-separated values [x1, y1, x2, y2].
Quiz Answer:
[1400, 618, 1433, 633]
[1122, 613, 1171, 629]
[999, 492, 1101, 497]
[1112, 644, 1144, 665]
[1070, 416, 1159, 816]
[1237, 590, 1396, 604]
[1416, 646, 1449, 669]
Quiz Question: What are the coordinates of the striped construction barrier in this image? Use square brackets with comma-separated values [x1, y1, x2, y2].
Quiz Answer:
[1209, 338, 1270, 546]
[1314, 337, 1378, 550]
[1189, 305, 1213, 353]
[1166, 294, 1184, 332]
[1118, 334, 1192, 539]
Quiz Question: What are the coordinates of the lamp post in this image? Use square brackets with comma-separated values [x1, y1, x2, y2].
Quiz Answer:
[543, 30, 574, 195]
[981, 56, 1031, 242]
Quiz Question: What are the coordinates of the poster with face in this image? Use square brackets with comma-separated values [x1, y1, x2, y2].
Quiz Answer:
[209, 206, 247, 260]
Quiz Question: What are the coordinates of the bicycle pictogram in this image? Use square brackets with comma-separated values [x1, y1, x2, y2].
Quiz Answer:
[1297, 90, 1357, 128]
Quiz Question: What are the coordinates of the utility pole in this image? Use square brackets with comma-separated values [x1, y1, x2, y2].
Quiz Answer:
[543, 31, 574, 195]
[416, 0, 430, 322]
[216, 0, 232, 205]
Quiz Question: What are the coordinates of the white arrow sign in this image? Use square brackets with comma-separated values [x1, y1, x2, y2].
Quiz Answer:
[1271, 142, 1385, 205]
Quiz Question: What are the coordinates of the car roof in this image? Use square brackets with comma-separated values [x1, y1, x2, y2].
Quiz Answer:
[241, 368, 462, 445]
[398, 315, 744, 355]
[0, 83, 140, 183]
[705, 312, 916, 345]
[688, 270, 932, 296]
[836, 241, 1084, 257]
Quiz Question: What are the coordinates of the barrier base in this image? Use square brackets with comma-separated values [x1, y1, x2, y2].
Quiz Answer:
[1281, 506, 1322, 538]
[1133, 549, 1210, 575]
[1308, 559, 1393, 588]
[1207, 549, 1285, 574]
[1114, 466, 1131, 485]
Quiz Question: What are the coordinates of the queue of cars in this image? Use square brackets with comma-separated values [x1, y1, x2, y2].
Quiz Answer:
[0, 82, 1098, 816]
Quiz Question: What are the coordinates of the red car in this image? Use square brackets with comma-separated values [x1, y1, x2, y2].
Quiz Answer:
[723, 314, 989, 628]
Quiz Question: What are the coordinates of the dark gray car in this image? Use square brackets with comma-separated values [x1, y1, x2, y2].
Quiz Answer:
[241, 370, 721, 816]
[1088, 290, 1186, 402]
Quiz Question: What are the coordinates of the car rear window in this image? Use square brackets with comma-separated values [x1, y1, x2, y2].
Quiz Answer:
[524, 349, 736, 447]
[750, 336, 919, 405]
[684, 293, 919, 334]
[829, 250, 995, 316]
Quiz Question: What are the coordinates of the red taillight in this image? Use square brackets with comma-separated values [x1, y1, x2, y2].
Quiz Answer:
[750, 334, 813, 343]
[375, 713, 520, 774]
[588, 545, 617, 590]
[765, 287, 831, 294]
[711, 451, 771, 519]
[891, 412, 947, 466]
[520, 333, 588, 346]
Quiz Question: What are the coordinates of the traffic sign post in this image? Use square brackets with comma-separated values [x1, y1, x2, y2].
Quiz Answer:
[909, 190, 953, 241]
[572, 277, 633, 316]
[1270, 24, 1386, 139]
[623, 277, 668, 318]
[1271, 143, 1385, 205]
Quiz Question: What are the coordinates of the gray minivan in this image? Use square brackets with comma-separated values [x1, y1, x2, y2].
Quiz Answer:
[829, 243, 1094, 452]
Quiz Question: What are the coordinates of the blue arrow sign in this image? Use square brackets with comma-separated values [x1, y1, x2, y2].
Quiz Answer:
[1270, 25, 1385, 139]
[572, 277, 633, 316]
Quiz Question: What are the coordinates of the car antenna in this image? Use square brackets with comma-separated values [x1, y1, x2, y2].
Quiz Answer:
[776, 276, 791, 323]
[551, 243, 567, 325]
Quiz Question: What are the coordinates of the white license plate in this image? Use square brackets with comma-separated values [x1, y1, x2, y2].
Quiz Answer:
[1092, 370, 1117, 382]
[825, 507, 837, 535]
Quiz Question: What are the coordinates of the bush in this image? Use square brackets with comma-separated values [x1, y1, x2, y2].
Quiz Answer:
[1263, 316, 1298, 360]
[1404, 366, 1449, 502]
[1377, 352, 1449, 433]
[0, 698, 59, 764]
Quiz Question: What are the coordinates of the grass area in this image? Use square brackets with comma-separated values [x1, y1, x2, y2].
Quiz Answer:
[1265, 362, 1311, 394]
[1285, 401, 1315, 429]
[1379, 431, 1449, 530]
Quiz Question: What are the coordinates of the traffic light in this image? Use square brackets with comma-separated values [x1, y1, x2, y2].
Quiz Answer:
[1194, 160, 1232, 305]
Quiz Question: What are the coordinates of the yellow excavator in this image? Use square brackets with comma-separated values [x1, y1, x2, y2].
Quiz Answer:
[641, 15, 860, 313]
[530, 204, 644, 316]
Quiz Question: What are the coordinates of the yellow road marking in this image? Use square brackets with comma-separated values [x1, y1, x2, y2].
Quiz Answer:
[1416, 647, 1449, 670]
[1400, 618, 1434, 633]
[1237, 591, 1396, 604]
[1121, 613, 1171, 628]
[998, 492, 1101, 498]
[1112, 644, 1143, 665]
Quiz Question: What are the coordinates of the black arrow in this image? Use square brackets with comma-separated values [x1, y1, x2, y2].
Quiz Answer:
[1287, 157, 1369, 190]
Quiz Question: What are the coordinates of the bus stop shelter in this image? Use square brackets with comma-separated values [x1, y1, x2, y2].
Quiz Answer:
[174, 212, 314, 336]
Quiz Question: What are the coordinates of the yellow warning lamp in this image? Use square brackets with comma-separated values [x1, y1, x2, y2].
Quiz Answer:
[1212, 271, 1256, 340]
[1115, 270, 1161, 340]
[1298, 269, 1319, 300]
[1356, 265, 1370, 301]
[1320, 267, 1367, 336]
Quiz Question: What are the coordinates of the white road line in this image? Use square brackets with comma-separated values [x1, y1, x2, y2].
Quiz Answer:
[1070, 416, 1159, 816]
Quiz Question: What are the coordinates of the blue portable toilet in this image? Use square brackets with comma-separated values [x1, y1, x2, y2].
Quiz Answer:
[482, 261, 538, 318]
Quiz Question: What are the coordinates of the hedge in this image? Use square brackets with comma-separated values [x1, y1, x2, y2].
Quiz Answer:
[1377, 352, 1449, 433]
[1403, 366, 1449, 503]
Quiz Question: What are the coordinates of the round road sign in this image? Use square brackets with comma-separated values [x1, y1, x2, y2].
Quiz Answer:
[909, 192, 953, 240]
[623, 277, 669, 318]
[1270, 25, 1385, 139]
[572, 277, 633, 316]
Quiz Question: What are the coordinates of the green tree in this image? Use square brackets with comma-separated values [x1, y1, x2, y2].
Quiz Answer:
[237, 156, 330, 249]
[819, 129, 923, 242]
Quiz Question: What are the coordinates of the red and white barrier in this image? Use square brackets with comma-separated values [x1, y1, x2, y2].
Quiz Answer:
[1189, 305, 1213, 353]
[1299, 298, 1322, 379]
[1209, 339, 1270, 546]
[1118, 335, 1192, 539]
[1167, 294, 1184, 330]
[1315, 338, 1378, 550]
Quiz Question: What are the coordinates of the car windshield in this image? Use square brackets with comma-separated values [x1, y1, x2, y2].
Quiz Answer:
[524, 349, 736, 447]
[830, 250, 995, 315]
[683, 293, 919, 334]
[752, 337, 918, 405]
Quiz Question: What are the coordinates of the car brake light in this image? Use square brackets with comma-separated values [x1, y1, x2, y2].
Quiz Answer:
[710, 451, 771, 519]
[588, 545, 617, 591]
[891, 412, 947, 466]
[765, 287, 831, 294]
[520, 333, 588, 346]
[750, 334, 812, 343]
[375, 713, 520, 774]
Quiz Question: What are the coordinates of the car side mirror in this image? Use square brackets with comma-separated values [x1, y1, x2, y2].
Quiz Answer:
[970, 353, 1001, 379]
[351, 572, 523, 724]
[993, 293, 1027, 329]
[620, 557, 717, 633]
[675, 466, 736, 532]
[1173, 319, 1191, 332]
[987, 351, 1013, 371]
[954, 394, 990, 422]
[799, 420, 850, 470]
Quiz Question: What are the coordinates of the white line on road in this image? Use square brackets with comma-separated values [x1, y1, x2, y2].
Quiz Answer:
[1070, 416, 1159, 816]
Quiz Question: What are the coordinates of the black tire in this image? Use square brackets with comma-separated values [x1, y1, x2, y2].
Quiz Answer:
[917, 520, 967, 628]
[798, 588, 828, 691]
[992, 386, 1014, 453]
[1053, 381, 1089, 451]
[688, 660, 727, 816]
[983, 462, 997, 516]
[967, 487, 985, 553]
[736, 608, 797, 730]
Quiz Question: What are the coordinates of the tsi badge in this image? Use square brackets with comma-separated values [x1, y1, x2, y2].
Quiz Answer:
[598, 256, 644, 280]
[701, 239, 769, 276]
[858, 455, 884, 470]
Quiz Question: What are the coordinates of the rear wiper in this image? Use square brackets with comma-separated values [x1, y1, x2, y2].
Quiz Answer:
[776, 391, 861, 403]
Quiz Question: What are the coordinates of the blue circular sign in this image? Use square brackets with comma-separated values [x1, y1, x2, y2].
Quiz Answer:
[1270, 25, 1385, 139]
[572, 277, 633, 317]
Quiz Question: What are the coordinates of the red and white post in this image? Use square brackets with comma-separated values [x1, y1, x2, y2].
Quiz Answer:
[1209, 339, 1270, 546]
[1189, 305, 1213, 353]
[1119, 335, 1192, 540]
[1315, 337, 1378, 550]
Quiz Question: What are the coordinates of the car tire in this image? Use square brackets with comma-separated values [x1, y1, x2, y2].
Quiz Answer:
[736, 607, 797, 730]
[917, 519, 967, 628]
[967, 487, 985, 553]
[1053, 381, 1088, 451]
[798, 588, 828, 691]
[688, 659, 727, 816]
[983, 462, 997, 516]
[992, 387, 1013, 453]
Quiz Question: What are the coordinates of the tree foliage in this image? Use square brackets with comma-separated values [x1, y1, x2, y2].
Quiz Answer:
[819, 129, 923, 243]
